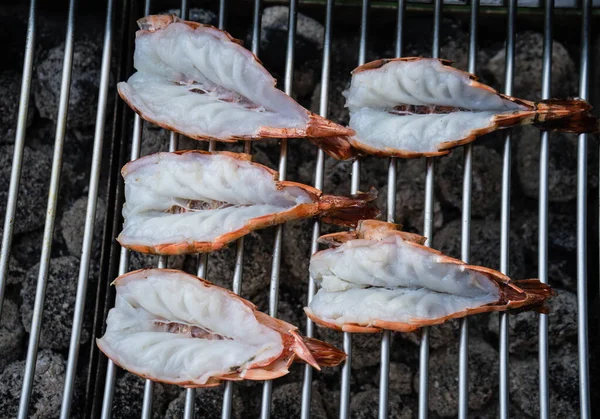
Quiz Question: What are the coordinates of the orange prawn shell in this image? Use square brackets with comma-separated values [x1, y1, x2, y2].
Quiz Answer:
[340, 57, 596, 159]
[308, 220, 554, 333]
[99, 269, 346, 388]
[118, 150, 378, 255]
[119, 15, 353, 141]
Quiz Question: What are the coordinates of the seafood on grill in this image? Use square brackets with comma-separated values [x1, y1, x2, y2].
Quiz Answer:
[117, 150, 378, 255]
[97, 269, 346, 387]
[305, 220, 554, 333]
[327, 57, 598, 158]
[117, 14, 352, 144]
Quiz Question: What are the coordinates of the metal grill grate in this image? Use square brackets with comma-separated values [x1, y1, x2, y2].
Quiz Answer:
[0, 0, 595, 418]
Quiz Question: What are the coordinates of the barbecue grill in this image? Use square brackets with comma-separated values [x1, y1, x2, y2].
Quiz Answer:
[0, 0, 596, 418]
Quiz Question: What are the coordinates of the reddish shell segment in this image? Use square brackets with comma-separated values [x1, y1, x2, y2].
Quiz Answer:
[120, 15, 354, 142]
[119, 150, 379, 255]
[101, 269, 346, 388]
[307, 220, 555, 333]
[329, 57, 598, 160]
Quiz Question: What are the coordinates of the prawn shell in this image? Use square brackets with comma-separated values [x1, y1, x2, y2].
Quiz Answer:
[121, 15, 353, 141]
[100, 269, 346, 387]
[119, 151, 378, 255]
[308, 220, 555, 333]
[341, 57, 596, 159]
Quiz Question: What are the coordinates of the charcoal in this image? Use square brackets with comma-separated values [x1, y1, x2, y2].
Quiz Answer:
[350, 389, 414, 418]
[0, 350, 80, 418]
[0, 145, 52, 237]
[0, 298, 25, 371]
[20, 256, 93, 350]
[111, 372, 170, 419]
[270, 382, 328, 419]
[164, 387, 244, 419]
[413, 337, 497, 417]
[34, 39, 105, 129]
[0, 71, 34, 144]
[437, 145, 503, 217]
[60, 195, 107, 259]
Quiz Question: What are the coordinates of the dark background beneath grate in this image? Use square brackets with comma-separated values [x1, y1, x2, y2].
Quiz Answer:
[0, 0, 598, 417]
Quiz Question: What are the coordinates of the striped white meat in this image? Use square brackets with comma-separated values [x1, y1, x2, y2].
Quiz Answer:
[118, 15, 351, 142]
[97, 269, 346, 387]
[118, 151, 378, 254]
[305, 220, 553, 332]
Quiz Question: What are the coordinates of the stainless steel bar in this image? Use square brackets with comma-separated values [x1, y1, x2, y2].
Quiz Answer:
[17, 1, 77, 417]
[340, 3, 368, 418]
[577, 0, 591, 416]
[458, 1, 478, 417]
[220, 3, 260, 419]
[260, 1, 297, 417]
[538, 1, 553, 418]
[378, 3, 404, 418]
[419, 1, 442, 418]
[499, 2, 516, 418]
[100, 0, 150, 413]
[0, 0, 37, 315]
[219, 0, 227, 30]
[60, 1, 114, 417]
[300, 0, 332, 416]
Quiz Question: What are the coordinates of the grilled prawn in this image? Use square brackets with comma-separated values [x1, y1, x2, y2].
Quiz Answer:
[118, 14, 352, 143]
[117, 150, 378, 255]
[305, 220, 554, 333]
[330, 57, 597, 158]
[97, 269, 346, 387]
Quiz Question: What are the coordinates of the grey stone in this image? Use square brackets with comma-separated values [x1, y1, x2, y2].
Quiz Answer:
[389, 362, 414, 395]
[164, 8, 217, 25]
[516, 128, 598, 203]
[437, 146, 503, 217]
[111, 372, 169, 419]
[488, 289, 577, 353]
[0, 145, 52, 237]
[355, 361, 413, 396]
[486, 31, 578, 100]
[61, 195, 107, 258]
[164, 387, 244, 419]
[141, 123, 200, 157]
[20, 256, 92, 350]
[35, 39, 105, 128]
[270, 382, 328, 419]
[510, 346, 578, 417]
[402, 319, 461, 350]
[0, 350, 79, 418]
[350, 389, 414, 418]
[435, 218, 527, 280]
[0, 298, 24, 371]
[261, 6, 324, 53]
[0, 71, 33, 143]
[413, 338, 498, 417]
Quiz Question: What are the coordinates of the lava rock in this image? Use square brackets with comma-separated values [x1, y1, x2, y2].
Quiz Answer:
[0, 298, 25, 371]
[0, 145, 52, 237]
[0, 350, 77, 418]
[402, 319, 461, 350]
[20, 256, 92, 350]
[516, 128, 598, 202]
[259, 6, 323, 97]
[270, 382, 327, 419]
[488, 289, 577, 353]
[0, 71, 34, 143]
[163, 8, 217, 25]
[354, 361, 413, 396]
[207, 230, 274, 301]
[437, 145, 503, 217]
[486, 31, 578, 100]
[34, 39, 104, 129]
[310, 77, 350, 127]
[510, 345, 578, 417]
[414, 338, 498, 417]
[111, 372, 170, 418]
[127, 250, 185, 273]
[164, 387, 244, 419]
[435, 218, 527, 280]
[140, 122, 200, 157]
[394, 158, 444, 234]
[350, 389, 414, 418]
[61, 195, 107, 258]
